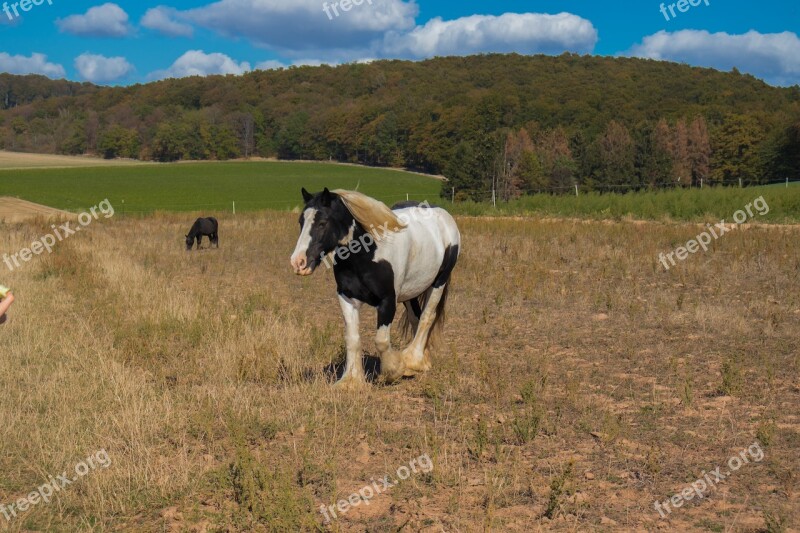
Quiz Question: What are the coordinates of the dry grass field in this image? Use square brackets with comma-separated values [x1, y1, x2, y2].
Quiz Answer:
[0, 197, 76, 223]
[0, 211, 798, 532]
[0, 151, 150, 170]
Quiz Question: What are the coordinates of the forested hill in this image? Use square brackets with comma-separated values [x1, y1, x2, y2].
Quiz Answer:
[0, 74, 97, 109]
[1, 54, 799, 197]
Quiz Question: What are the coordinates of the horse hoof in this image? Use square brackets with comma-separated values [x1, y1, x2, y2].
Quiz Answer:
[380, 350, 406, 383]
[381, 365, 407, 383]
[398, 348, 431, 376]
[334, 376, 367, 389]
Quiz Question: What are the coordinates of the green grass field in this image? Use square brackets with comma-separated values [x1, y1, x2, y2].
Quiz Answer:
[449, 185, 800, 223]
[0, 161, 443, 213]
[2, 157, 799, 223]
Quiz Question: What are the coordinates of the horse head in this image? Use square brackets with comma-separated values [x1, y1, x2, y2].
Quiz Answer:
[290, 188, 408, 276]
[290, 188, 352, 276]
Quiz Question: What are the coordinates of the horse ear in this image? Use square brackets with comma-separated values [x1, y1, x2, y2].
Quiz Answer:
[321, 187, 332, 206]
[301, 188, 312, 203]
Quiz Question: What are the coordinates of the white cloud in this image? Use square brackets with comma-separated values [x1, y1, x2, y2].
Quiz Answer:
[164, 3, 596, 63]
[180, 0, 417, 54]
[75, 53, 134, 83]
[382, 12, 597, 58]
[141, 6, 194, 38]
[57, 3, 132, 38]
[149, 50, 251, 80]
[627, 30, 800, 86]
[0, 52, 65, 78]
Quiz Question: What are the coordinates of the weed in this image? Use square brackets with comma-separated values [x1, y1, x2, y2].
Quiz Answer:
[543, 461, 574, 520]
[757, 419, 777, 446]
[720, 356, 743, 396]
[469, 418, 489, 460]
[763, 509, 789, 533]
[512, 408, 543, 445]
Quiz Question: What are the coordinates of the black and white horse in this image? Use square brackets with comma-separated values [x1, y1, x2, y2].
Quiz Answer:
[290, 188, 460, 386]
[185, 217, 219, 250]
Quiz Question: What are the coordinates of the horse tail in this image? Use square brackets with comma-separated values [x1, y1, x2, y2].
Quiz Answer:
[427, 243, 459, 349]
[397, 303, 414, 343]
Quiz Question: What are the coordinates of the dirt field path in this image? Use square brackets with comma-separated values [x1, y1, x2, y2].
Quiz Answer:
[0, 196, 76, 222]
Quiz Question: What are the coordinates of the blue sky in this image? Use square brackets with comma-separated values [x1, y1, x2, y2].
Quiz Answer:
[0, 0, 798, 86]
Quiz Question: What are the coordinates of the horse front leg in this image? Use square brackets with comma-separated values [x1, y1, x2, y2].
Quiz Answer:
[334, 294, 366, 388]
[376, 298, 404, 383]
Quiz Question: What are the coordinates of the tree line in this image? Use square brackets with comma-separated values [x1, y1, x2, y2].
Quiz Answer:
[0, 54, 798, 198]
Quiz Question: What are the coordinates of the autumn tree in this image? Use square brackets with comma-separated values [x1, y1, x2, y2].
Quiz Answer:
[760, 118, 800, 182]
[635, 121, 673, 188]
[498, 128, 537, 200]
[688, 116, 711, 186]
[232, 111, 255, 158]
[711, 114, 765, 185]
[535, 127, 576, 191]
[588, 121, 636, 190]
[151, 123, 186, 162]
[98, 125, 139, 159]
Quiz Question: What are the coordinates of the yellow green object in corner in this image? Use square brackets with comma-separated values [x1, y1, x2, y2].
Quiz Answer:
[0, 285, 10, 299]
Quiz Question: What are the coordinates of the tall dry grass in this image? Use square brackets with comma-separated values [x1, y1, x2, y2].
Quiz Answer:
[0, 212, 798, 531]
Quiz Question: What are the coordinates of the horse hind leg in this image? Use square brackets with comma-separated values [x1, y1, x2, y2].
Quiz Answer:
[401, 245, 459, 375]
[401, 287, 444, 375]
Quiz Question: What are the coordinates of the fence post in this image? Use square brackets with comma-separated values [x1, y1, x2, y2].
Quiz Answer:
[451, 187, 455, 203]
[787, 177, 789, 188]
[492, 188, 496, 208]
[739, 178, 743, 188]
[700, 178, 703, 189]
[233, 201, 236, 215]
[574, 184, 579, 197]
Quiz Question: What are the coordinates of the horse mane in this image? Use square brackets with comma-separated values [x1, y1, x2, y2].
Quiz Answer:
[332, 190, 407, 238]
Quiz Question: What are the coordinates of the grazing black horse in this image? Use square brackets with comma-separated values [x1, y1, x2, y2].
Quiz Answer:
[185, 217, 219, 250]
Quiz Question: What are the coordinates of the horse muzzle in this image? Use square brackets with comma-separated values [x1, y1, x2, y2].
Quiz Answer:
[290, 254, 315, 276]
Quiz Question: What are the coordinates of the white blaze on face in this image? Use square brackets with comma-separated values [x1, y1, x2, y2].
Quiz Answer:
[290, 208, 317, 275]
